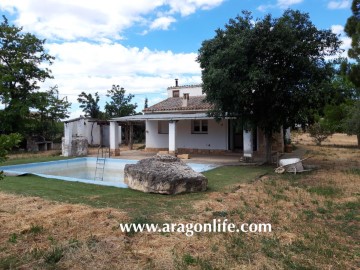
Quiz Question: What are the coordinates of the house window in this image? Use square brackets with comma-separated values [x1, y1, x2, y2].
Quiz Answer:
[158, 121, 169, 134]
[172, 90, 179, 97]
[191, 120, 208, 134]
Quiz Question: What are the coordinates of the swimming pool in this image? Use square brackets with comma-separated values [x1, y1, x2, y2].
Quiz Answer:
[0, 158, 217, 188]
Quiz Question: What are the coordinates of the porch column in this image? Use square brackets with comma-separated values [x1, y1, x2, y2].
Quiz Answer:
[285, 127, 291, 143]
[243, 129, 253, 159]
[169, 121, 177, 155]
[63, 122, 73, 157]
[128, 124, 134, 150]
[110, 121, 120, 156]
[118, 125, 122, 145]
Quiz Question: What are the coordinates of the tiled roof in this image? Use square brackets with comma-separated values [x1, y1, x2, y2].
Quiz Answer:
[167, 84, 203, 90]
[144, 96, 213, 112]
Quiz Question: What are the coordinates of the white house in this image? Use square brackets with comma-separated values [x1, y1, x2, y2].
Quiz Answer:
[109, 79, 284, 158]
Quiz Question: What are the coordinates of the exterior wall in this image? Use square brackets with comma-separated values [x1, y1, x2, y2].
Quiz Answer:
[66, 120, 113, 146]
[84, 121, 101, 145]
[176, 119, 228, 150]
[167, 86, 204, 98]
[145, 119, 228, 151]
[145, 120, 169, 149]
[62, 136, 88, 157]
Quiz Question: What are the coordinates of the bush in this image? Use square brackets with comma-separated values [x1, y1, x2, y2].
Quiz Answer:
[0, 133, 22, 180]
[308, 120, 333, 146]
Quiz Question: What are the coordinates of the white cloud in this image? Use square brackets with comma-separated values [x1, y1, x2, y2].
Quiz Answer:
[38, 41, 201, 112]
[328, 0, 351, 9]
[257, 5, 271, 12]
[167, 0, 224, 16]
[0, 0, 225, 40]
[277, 0, 303, 9]
[0, 0, 216, 117]
[257, 0, 303, 12]
[150, 16, 176, 30]
[330, 24, 352, 59]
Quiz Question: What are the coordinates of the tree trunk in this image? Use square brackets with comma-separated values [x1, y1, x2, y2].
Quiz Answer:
[357, 134, 360, 148]
[265, 133, 273, 164]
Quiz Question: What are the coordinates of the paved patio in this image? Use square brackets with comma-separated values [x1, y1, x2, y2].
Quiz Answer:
[89, 148, 243, 165]
[87, 145, 307, 166]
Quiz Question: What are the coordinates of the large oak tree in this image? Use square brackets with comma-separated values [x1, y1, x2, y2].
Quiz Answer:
[0, 16, 55, 134]
[197, 10, 342, 162]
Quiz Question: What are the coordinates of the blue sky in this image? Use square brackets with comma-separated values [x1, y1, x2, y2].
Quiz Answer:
[0, 0, 353, 118]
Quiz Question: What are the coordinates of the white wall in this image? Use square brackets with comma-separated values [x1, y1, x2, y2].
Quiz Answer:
[65, 119, 121, 146]
[145, 119, 228, 150]
[176, 119, 228, 150]
[146, 120, 169, 148]
[85, 121, 101, 145]
[167, 86, 204, 98]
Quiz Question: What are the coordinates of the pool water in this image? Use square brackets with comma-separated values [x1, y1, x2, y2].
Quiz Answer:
[0, 158, 217, 188]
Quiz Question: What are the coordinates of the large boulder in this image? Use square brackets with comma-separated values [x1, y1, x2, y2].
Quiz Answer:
[124, 154, 208, 194]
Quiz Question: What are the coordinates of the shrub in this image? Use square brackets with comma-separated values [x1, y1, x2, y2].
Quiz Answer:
[308, 120, 333, 145]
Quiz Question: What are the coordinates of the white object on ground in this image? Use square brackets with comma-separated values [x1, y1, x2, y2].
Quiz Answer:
[278, 158, 304, 174]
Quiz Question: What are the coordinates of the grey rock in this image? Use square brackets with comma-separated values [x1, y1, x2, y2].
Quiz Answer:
[124, 154, 208, 194]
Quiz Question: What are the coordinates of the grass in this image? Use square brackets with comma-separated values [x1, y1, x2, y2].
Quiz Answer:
[0, 139, 359, 269]
[307, 186, 342, 197]
[204, 165, 272, 191]
[1, 156, 71, 166]
[0, 164, 270, 218]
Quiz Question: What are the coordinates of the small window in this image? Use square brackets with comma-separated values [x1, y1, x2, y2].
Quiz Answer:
[158, 121, 169, 134]
[191, 120, 208, 134]
[172, 90, 179, 97]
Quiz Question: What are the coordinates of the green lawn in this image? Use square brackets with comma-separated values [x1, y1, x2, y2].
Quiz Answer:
[0, 161, 271, 218]
[2, 156, 71, 166]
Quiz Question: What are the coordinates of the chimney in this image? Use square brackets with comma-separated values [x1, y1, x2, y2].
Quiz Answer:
[175, 78, 178, 87]
[182, 93, 189, 107]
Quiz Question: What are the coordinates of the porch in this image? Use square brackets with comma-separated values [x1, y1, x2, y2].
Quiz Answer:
[110, 113, 263, 159]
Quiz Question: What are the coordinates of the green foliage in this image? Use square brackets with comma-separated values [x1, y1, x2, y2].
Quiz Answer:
[308, 120, 333, 145]
[197, 10, 341, 162]
[0, 16, 55, 134]
[343, 101, 360, 144]
[43, 246, 64, 265]
[0, 133, 22, 180]
[105, 85, 137, 118]
[77, 85, 137, 120]
[8, 233, 17, 243]
[345, 1, 360, 88]
[0, 133, 22, 163]
[27, 85, 71, 140]
[345, 0, 360, 60]
[77, 91, 102, 118]
[323, 103, 349, 132]
[28, 224, 44, 235]
[182, 254, 197, 265]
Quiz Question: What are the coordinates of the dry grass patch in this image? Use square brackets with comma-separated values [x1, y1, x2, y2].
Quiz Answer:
[0, 135, 359, 269]
[293, 132, 358, 146]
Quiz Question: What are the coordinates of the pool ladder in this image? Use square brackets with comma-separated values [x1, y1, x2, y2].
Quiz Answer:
[94, 147, 110, 181]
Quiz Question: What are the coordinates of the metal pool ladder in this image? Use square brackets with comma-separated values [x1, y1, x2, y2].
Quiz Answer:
[94, 147, 110, 181]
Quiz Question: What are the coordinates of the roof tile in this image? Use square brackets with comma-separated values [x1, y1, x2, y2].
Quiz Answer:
[144, 96, 213, 112]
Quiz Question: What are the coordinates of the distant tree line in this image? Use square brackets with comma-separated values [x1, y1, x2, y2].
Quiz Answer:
[77, 85, 138, 119]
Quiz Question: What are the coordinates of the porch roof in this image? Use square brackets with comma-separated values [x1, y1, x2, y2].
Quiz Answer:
[111, 113, 214, 122]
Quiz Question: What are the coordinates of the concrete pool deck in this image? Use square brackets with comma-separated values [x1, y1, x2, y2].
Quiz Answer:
[87, 146, 306, 166]
[88, 148, 266, 165]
